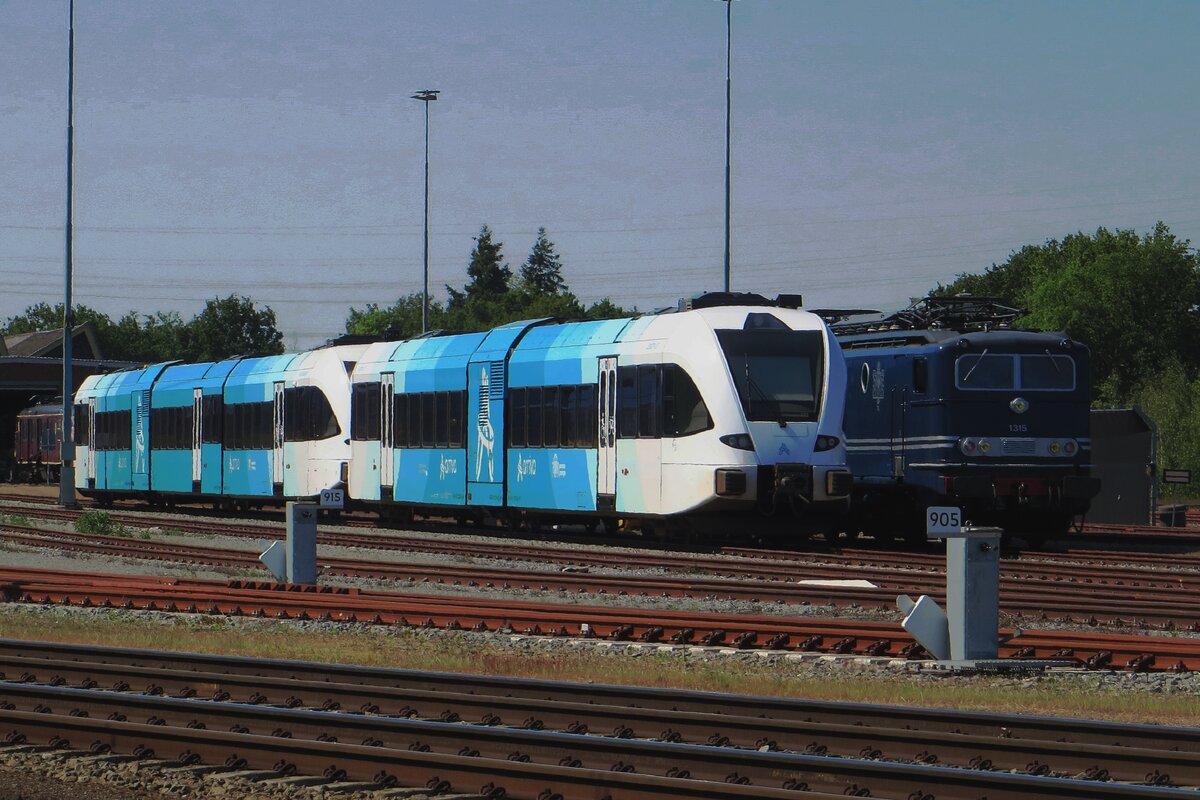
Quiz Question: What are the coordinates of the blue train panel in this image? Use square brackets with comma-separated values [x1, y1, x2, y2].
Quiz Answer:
[505, 449, 597, 511]
[466, 319, 549, 507]
[394, 449, 469, 505]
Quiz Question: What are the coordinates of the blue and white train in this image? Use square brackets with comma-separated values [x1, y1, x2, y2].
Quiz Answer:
[73, 294, 852, 537]
[829, 296, 1100, 544]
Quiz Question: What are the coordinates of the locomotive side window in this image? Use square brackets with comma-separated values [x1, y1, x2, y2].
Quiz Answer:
[93, 409, 132, 450]
[912, 358, 928, 393]
[526, 387, 543, 447]
[508, 388, 527, 447]
[577, 385, 597, 448]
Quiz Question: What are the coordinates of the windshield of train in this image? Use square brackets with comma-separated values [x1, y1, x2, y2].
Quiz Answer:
[956, 352, 1076, 391]
[716, 329, 824, 422]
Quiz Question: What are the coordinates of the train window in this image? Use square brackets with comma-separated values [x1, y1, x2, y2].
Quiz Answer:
[509, 388, 526, 447]
[559, 386, 575, 447]
[543, 387, 560, 447]
[637, 365, 659, 438]
[398, 395, 412, 450]
[351, 382, 382, 441]
[617, 367, 637, 439]
[912, 358, 928, 394]
[577, 385, 597, 448]
[201, 395, 223, 444]
[408, 394, 422, 447]
[73, 404, 89, 446]
[716, 329, 823, 423]
[1020, 355, 1075, 390]
[434, 392, 449, 446]
[426, 393, 439, 446]
[663, 365, 711, 437]
[448, 390, 465, 448]
[955, 354, 1014, 390]
[527, 387, 543, 448]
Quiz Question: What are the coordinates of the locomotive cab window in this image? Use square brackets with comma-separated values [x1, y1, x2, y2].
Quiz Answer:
[956, 353, 1076, 391]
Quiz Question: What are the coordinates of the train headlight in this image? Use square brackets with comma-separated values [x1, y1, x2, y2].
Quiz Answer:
[960, 438, 977, 455]
[978, 439, 992, 454]
[1048, 441, 1062, 455]
[1064, 440, 1077, 455]
[719, 433, 755, 452]
[815, 435, 841, 452]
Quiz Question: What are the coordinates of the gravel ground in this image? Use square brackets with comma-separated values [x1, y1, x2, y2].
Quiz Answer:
[3, 489, 1200, 797]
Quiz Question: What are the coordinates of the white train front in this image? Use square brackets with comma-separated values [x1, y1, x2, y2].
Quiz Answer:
[75, 294, 851, 537]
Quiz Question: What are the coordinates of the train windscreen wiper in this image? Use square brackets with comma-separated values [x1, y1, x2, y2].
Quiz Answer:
[961, 348, 990, 384]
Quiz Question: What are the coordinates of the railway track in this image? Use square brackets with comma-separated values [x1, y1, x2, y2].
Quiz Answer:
[0, 638, 1197, 798]
[4, 518, 1200, 630]
[1, 566, 1198, 671]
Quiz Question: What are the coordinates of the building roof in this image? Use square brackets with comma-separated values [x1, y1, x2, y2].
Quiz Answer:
[1, 323, 102, 360]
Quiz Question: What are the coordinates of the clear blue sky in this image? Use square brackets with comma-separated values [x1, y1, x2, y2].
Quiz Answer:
[3, 1, 1198, 349]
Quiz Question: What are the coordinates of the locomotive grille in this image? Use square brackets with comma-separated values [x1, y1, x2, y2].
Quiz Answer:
[1001, 438, 1035, 455]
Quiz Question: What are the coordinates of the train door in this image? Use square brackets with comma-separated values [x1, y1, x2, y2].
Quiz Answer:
[272, 381, 285, 494]
[86, 398, 96, 486]
[890, 386, 908, 478]
[132, 390, 150, 487]
[191, 388, 202, 492]
[380, 372, 395, 493]
[597, 356, 617, 511]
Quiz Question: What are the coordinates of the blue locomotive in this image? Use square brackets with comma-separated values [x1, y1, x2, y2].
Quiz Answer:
[830, 296, 1100, 545]
[74, 294, 853, 538]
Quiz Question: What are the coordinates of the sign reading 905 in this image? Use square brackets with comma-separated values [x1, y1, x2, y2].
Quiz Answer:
[926, 506, 962, 534]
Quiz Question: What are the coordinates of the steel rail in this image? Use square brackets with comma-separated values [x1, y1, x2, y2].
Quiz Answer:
[0, 695, 1193, 798]
[4, 638, 1199, 753]
[4, 568, 1199, 669]
[6, 523, 1200, 629]
[2, 671, 1197, 787]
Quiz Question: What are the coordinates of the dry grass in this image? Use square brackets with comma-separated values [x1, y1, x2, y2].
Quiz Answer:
[2, 609, 1197, 725]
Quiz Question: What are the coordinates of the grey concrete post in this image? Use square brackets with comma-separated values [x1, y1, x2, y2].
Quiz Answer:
[285, 501, 318, 585]
[945, 527, 1001, 661]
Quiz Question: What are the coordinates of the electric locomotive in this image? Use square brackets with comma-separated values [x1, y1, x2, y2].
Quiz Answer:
[830, 296, 1100, 545]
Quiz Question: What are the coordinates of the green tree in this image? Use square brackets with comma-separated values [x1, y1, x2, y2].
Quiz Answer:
[111, 310, 188, 363]
[346, 293, 448, 338]
[518, 227, 567, 295]
[447, 224, 511, 310]
[183, 294, 284, 361]
[1130, 359, 1200, 501]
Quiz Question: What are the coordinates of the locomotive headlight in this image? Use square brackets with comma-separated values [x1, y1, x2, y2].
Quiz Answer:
[978, 439, 992, 454]
[1048, 441, 1062, 455]
[1064, 440, 1078, 455]
[719, 433, 755, 452]
[960, 438, 977, 455]
[815, 435, 841, 452]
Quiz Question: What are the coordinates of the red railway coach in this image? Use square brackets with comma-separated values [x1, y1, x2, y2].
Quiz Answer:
[12, 401, 64, 483]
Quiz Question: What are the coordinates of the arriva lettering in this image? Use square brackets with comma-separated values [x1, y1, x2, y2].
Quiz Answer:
[516, 455, 537, 482]
[551, 453, 567, 479]
[439, 455, 458, 480]
[228, 458, 240, 471]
